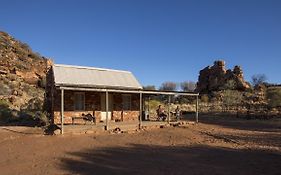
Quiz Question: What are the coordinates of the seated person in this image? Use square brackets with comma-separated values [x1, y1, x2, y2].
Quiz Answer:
[175, 106, 181, 121]
[156, 105, 167, 121]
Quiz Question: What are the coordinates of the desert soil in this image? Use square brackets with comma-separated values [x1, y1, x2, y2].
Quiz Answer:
[0, 116, 281, 175]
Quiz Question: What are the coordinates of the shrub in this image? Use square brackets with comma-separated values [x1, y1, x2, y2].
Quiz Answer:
[222, 90, 243, 111]
[0, 84, 11, 95]
[0, 109, 12, 121]
[38, 76, 46, 88]
[267, 88, 281, 108]
[223, 80, 236, 90]
[28, 52, 42, 60]
[0, 99, 10, 108]
[24, 98, 44, 111]
[19, 42, 31, 51]
[147, 99, 163, 113]
[0, 99, 12, 121]
[200, 94, 209, 103]
[34, 111, 49, 126]
[17, 110, 49, 127]
[7, 73, 17, 81]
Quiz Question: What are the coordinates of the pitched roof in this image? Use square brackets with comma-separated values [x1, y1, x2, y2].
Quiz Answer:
[53, 64, 142, 90]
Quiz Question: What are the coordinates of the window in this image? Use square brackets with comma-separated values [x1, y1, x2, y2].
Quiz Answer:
[74, 92, 85, 111]
[122, 94, 131, 110]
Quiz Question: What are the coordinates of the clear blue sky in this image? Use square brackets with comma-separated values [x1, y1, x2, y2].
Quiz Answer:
[1, 0, 281, 87]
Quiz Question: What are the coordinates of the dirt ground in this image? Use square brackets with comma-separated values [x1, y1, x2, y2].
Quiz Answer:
[0, 116, 281, 175]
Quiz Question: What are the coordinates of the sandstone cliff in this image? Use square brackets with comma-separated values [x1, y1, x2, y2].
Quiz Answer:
[196, 60, 250, 93]
[0, 31, 52, 113]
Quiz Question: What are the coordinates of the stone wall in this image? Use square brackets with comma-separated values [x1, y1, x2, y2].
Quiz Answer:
[52, 90, 141, 124]
[112, 110, 139, 122]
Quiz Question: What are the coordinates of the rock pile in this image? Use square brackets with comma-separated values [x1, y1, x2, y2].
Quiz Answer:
[196, 60, 250, 93]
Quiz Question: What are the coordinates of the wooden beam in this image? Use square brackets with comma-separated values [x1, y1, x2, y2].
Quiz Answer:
[105, 90, 109, 130]
[139, 92, 142, 129]
[61, 89, 64, 134]
[167, 95, 171, 124]
[58, 86, 199, 96]
[196, 95, 199, 123]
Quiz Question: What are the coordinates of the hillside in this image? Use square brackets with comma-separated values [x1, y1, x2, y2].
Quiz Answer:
[0, 31, 52, 124]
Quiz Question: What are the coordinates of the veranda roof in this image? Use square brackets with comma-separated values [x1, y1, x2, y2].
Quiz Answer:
[53, 64, 142, 90]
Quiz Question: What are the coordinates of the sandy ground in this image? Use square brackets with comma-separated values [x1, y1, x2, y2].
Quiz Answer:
[0, 116, 281, 175]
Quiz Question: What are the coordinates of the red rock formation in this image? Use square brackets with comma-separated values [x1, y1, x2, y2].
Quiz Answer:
[196, 60, 250, 93]
[0, 31, 53, 110]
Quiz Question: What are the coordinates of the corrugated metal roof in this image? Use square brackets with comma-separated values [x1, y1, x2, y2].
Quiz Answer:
[53, 64, 142, 90]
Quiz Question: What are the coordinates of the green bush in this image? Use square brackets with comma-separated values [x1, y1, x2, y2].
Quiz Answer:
[146, 99, 163, 112]
[28, 52, 42, 60]
[24, 98, 44, 111]
[0, 99, 10, 108]
[18, 110, 49, 127]
[267, 88, 281, 108]
[222, 90, 243, 111]
[0, 99, 12, 121]
[200, 94, 209, 103]
[34, 111, 49, 126]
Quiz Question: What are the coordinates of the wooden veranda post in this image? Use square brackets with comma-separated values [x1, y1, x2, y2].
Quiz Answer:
[139, 92, 142, 129]
[105, 90, 109, 130]
[168, 95, 171, 124]
[61, 89, 64, 134]
[196, 95, 199, 123]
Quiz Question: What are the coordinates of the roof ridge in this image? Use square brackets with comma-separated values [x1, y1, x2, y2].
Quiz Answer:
[54, 64, 131, 73]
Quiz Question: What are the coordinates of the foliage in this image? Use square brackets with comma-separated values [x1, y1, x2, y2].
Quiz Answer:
[0, 99, 10, 108]
[267, 88, 281, 108]
[23, 98, 44, 111]
[38, 76, 46, 88]
[28, 52, 42, 60]
[143, 85, 156, 90]
[180, 81, 196, 92]
[0, 99, 12, 121]
[223, 80, 236, 90]
[19, 42, 31, 51]
[222, 90, 243, 110]
[200, 94, 209, 103]
[0, 83, 11, 95]
[159, 81, 177, 91]
[147, 99, 163, 111]
[251, 74, 267, 87]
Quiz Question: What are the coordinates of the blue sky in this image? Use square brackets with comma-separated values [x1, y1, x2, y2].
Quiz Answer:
[1, 0, 281, 87]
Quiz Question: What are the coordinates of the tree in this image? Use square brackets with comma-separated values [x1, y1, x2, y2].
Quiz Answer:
[180, 81, 196, 92]
[143, 85, 156, 90]
[159, 81, 177, 91]
[251, 74, 267, 87]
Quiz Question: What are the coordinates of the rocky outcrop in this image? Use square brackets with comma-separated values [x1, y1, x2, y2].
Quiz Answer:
[0, 31, 53, 111]
[196, 60, 250, 93]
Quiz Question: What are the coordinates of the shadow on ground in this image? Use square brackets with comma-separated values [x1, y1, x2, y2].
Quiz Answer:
[184, 113, 281, 133]
[60, 144, 281, 175]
